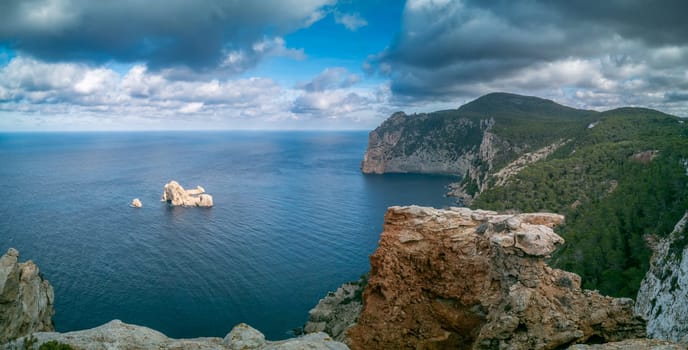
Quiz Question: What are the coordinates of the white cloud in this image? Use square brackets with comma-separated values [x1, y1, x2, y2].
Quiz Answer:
[296, 67, 360, 91]
[0, 57, 388, 130]
[334, 12, 368, 31]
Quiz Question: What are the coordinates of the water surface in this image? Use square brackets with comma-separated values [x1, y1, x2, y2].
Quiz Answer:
[0, 131, 455, 339]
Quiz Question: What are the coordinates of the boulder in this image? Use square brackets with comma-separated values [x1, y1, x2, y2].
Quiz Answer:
[0, 248, 54, 343]
[346, 206, 646, 350]
[130, 198, 142, 208]
[161, 180, 213, 207]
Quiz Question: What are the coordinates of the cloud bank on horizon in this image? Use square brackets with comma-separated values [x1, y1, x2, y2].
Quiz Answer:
[0, 0, 687, 130]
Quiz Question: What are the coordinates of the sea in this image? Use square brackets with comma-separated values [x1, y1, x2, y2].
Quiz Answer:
[0, 131, 456, 340]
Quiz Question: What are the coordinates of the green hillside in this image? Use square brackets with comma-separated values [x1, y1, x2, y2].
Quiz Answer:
[473, 107, 688, 297]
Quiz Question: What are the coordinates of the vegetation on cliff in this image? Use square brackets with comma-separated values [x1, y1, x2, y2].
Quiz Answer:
[364, 93, 688, 298]
[473, 108, 688, 298]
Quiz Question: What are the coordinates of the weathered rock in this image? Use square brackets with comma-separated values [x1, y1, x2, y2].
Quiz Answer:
[304, 276, 366, 341]
[224, 323, 266, 349]
[0, 248, 54, 343]
[346, 206, 646, 350]
[636, 211, 688, 344]
[360, 112, 493, 177]
[161, 180, 213, 207]
[567, 338, 686, 349]
[3, 320, 349, 350]
[130, 198, 142, 208]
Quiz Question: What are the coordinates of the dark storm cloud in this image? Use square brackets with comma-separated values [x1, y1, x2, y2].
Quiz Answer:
[0, 0, 332, 70]
[371, 0, 688, 112]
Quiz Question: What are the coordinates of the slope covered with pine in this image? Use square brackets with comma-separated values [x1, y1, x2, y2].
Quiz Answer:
[363, 93, 688, 298]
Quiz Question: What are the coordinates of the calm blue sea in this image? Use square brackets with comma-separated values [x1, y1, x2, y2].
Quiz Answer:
[0, 131, 455, 340]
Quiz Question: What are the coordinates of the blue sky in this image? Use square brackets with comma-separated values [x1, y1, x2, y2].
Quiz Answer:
[0, 0, 687, 130]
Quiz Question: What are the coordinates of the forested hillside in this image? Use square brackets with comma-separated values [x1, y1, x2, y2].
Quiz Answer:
[473, 108, 688, 297]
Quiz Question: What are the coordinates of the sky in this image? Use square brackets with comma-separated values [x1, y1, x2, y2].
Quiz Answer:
[1, 0, 687, 131]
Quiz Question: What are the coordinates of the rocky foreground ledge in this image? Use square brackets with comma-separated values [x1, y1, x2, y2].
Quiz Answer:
[346, 206, 648, 349]
[2, 321, 347, 350]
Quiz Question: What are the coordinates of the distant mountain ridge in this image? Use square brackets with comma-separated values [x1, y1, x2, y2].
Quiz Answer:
[362, 92, 688, 298]
[361, 92, 598, 203]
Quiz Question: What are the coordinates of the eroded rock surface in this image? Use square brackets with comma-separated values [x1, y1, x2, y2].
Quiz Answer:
[0, 248, 54, 343]
[346, 206, 645, 350]
[161, 180, 213, 207]
[636, 211, 688, 344]
[3, 320, 349, 350]
[567, 338, 686, 349]
[304, 276, 366, 341]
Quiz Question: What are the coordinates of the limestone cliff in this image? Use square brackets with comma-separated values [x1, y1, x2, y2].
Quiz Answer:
[346, 206, 646, 350]
[636, 211, 688, 344]
[3, 320, 349, 350]
[162, 180, 214, 207]
[0, 249, 54, 343]
[361, 111, 495, 176]
[361, 93, 594, 205]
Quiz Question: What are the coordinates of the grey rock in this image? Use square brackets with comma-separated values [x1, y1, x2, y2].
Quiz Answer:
[304, 277, 365, 342]
[224, 323, 266, 349]
[0, 248, 54, 343]
[3, 320, 349, 350]
[636, 211, 688, 344]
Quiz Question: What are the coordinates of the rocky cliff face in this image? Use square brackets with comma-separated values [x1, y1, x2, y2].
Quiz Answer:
[304, 276, 365, 341]
[361, 112, 496, 177]
[635, 211, 688, 344]
[345, 206, 646, 350]
[3, 320, 349, 350]
[361, 94, 595, 206]
[162, 180, 214, 207]
[0, 248, 54, 343]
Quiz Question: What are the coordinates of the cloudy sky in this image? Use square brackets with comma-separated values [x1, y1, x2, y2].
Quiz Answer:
[1, 0, 687, 130]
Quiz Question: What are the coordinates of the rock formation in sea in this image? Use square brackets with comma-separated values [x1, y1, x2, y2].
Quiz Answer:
[130, 198, 142, 208]
[3, 320, 349, 350]
[304, 276, 366, 341]
[635, 211, 688, 344]
[0, 248, 54, 343]
[345, 206, 646, 349]
[161, 180, 213, 207]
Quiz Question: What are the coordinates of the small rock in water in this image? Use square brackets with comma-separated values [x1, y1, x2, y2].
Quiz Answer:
[130, 198, 142, 208]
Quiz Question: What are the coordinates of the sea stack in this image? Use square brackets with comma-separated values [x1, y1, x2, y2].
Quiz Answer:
[161, 180, 213, 207]
[130, 198, 142, 208]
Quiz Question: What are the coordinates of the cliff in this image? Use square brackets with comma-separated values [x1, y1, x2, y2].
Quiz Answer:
[0, 249, 54, 343]
[3, 321, 348, 350]
[363, 94, 688, 299]
[345, 206, 646, 350]
[635, 211, 688, 344]
[361, 93, 593, 204]
[162, 180, 214, 207]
